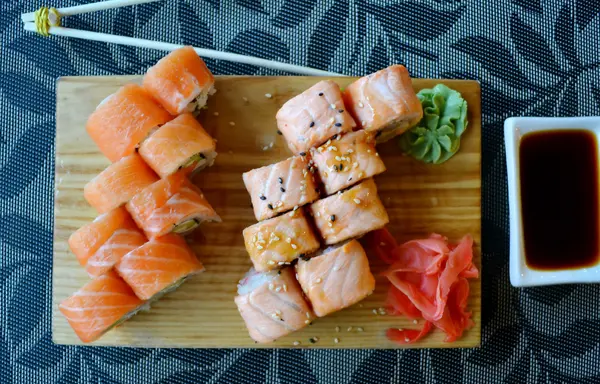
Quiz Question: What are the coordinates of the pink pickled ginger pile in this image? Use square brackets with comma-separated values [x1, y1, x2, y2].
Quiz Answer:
[369, 229, 479, 344]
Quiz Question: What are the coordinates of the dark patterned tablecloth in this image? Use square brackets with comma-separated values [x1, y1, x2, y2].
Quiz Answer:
[1, 0, 600, 383]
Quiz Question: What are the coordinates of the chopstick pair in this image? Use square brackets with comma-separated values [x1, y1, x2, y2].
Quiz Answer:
[21, 0, 342, 76]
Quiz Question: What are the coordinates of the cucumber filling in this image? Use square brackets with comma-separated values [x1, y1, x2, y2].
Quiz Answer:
[172, 218, 200, 234]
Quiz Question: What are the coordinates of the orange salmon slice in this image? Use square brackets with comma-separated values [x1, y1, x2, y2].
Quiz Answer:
[343, 65, 423, 143]
[116, 234, 204, 301]
[276, 80, 356, 154]
[126, 172, 220, 239]
[84, 154, 159, 214]
[309, 178, 389, 245]
[296, 239, 375, 317]
[86, 84, 172, 162]
[59, 271, 145, 343]
[139, 113, 217, 178]
[142, 46, 215, 115]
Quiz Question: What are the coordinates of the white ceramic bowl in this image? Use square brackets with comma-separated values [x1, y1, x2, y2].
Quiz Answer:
[505, 116, 600, 287]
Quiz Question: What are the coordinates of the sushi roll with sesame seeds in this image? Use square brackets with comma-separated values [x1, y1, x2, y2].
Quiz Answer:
[235, 267, 314, 343]
[343, 65, 423, 143]
[309, 178, 389, 245]
[276, 80, 356, 154]
[296, 239, 375, 317]
[243, 208, 320, 272]
[243, 155, 320, 221]
[310, 130, 386, 195]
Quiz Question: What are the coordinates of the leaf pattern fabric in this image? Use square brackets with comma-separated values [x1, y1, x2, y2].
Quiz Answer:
[1, 0, 600, 383]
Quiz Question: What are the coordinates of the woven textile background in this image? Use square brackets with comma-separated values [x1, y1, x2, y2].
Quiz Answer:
[1, 0, 599, 383]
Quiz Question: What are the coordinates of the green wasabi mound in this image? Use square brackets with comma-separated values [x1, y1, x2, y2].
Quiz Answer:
[398, 84, 468, 164]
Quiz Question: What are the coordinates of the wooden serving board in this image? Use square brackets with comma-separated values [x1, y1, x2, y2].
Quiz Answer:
[54, 76, 481, 348]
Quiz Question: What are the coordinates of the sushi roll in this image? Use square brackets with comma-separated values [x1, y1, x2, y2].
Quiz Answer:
[309, 178, 389, 245]
[86, 84, 172, 162]
[59, 271, 146, 343]
[276, 80, 356, 154]
[295, 240, 375, 317]
[126, 172, 220, 239]
[143, 46, 215, 115]
[243, 208, 320, 272]
[116, 234, 204, 301]
[235, 268, 314, 343]
[310, 130, 386, 195]
[343, 65, 423, 143]
[139, 113, 217, 178]
[84, 154, 159, 214]
[68, 207, 147, 278]
[243, 156, 320, 221]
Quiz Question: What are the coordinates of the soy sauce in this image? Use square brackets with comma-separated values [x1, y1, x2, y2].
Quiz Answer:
[520, 130, 600, 270]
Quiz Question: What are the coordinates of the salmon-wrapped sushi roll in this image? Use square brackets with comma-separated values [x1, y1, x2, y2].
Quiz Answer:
[116, 234, 204, 301]
[309, 178, 389, 245]
[276, 80, 356, 154]
[86, 84, 172, 162]
[68, 207, 147, 278]
[59, 271, 146, 343]
[143, 46, 215, 115]
[310, 131, 386, 195]
[84, 154, 159, 214]
[243, 208, 320, 272]
[139, 113, 217, 178]
[343, 65, 422, 143]
[126, 173, 220, 239]
[296, 240, 375, 317]
[235, 268, 314, 343]
[243, 156, 319, 221]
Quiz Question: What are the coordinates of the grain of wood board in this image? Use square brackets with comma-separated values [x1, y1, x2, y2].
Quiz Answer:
[53, 76, 481, 348]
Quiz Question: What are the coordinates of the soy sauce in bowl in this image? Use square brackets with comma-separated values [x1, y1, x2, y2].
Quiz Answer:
[519, 129, 600, 270]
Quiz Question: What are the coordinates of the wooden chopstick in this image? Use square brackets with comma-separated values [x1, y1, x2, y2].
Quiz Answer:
[20, 0, 343, 76]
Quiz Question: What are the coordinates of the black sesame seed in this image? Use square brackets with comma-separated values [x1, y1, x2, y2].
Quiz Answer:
[332, 134, 338, 140]
[309, 122, 315, 128]
[299, 152, 306, 156]
[309, 338, 317, 343]
[268, 203, 274, 210]
[335, 123, 342, 127]
[338, 109, 344, 113]
[330, 215, 336, 222]
[278, 177, 283, 184]
[280, 318, 284, 321]
[348, 178, 352, 181]
[375, 131, 382, 138]
[280, 187, 286, 192]
[260, 195, 267, 201]
[135, 147, 139, 153]
[338, 164, 343, 171]
[318, 92, 324, 96]
[278, 270, 282, 275]
[277, 130, 282, 135]
[199, 153, 206, 159]
[333, 164, 338, 172]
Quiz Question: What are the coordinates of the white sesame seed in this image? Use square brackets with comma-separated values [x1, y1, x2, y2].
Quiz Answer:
[372, 309, 378, 315]
[315, 278, 322, 283]
[347, 326, 353, 332]
[325, 139, 331, 146]
[405, 338, 410, 342]
[328, 222, 333, 227]
[229, 121, 235, 126]
[305, 319, 310, 324]
[275, 286, 282, 292]
[291, 243, 298, 249]
[302, 169, 308, 176]
[330, 103, 336, 109]
[367, 149, 371, 153]
[265, 93, 272, 98]
[354, 198, 361, 204]
[357, 327, 364, 332]
[268, 260, 275, 265]
[335, 326, 340, 332]
[334, 338, 340, 344]
[333, 266, 339, 271]
[358, 172, 364, 178]
[316, 212, 321, 217]
[213, 112, 219, 116]
[358, 102, 364, 108]
[306, 312, 311, 318]
[329, 117, 335, 124]
[283, 284, 288, 292]
[300, 180, 307, 184]
[335, 156, 341, 161]
[273, 236, 280, 241]
[375, 152, 380, 157]
[262, 145, 269, 150]
[286, 238, 292, 243]
[318, 146, 324, 152]
[268, 283, 274, 290]
[293, 341, 300, 346]
[347, 149, 354, 154]
[275, 310, 282, 315]
[269, 142, 274, 148]
[398, 328, 403, 331]
[413, 320, 418, 324]
[362, 121, 367, 126]
[300, 185, 306, 191]
[293, 205, 299, 211]
[256, 245, 264, 250]
[288, 211, 295, 217]
[353, 162, 358, 168]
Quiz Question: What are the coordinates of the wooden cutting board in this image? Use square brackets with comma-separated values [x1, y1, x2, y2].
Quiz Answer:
[53, 76, 481, 348]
